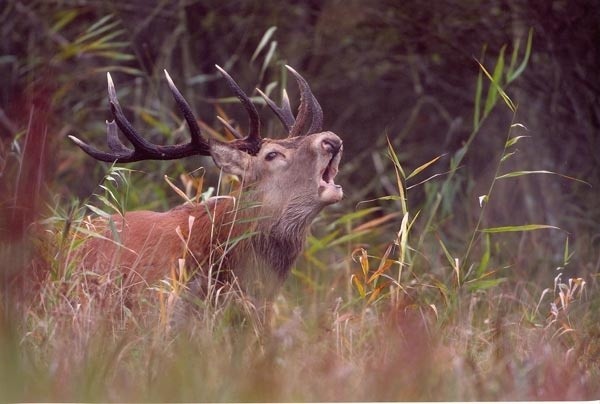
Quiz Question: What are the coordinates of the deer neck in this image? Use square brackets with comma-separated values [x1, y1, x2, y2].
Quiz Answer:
[230, 191, 322, 297]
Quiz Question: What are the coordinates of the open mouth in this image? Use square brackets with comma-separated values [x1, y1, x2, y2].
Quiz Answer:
[318, 150, 343, 202]
[321, 155, 337, 183]
[321, 148, 340, 182]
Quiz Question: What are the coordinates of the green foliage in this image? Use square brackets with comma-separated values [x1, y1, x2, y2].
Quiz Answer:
[1, 1, 599, 402]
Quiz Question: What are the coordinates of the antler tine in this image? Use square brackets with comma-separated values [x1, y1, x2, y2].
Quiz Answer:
[68, 119, 135, 162]
[256, 88, 294, 133]
[215, 65, 262, 155]
[285, 65, 323, 137]
[105, 120, 132, 154]
[67, 117, 138, 162]
[164, 69, 205, 147]
[68, 129, 129, 163]
[216, 116, 244, 139]
[69, 72, 211, 163]
[106, 72, 158, 154]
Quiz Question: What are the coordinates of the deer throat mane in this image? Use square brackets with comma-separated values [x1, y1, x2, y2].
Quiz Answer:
[247, 196, 322, 279]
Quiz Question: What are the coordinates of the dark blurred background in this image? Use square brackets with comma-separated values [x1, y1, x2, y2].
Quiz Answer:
[1, 0, 598, 279]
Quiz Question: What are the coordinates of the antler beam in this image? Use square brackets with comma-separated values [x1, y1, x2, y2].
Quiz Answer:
[69, 71, 211, 163]
[69, 65, 323, 163]
[214, 65, 262, 155]
[258, 65, 323, 138]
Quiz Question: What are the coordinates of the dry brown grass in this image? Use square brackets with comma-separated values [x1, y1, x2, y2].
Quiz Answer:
[3, 191, 598, 401]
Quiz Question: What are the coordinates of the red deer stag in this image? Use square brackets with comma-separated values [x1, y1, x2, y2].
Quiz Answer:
[69, 65, 343, 316]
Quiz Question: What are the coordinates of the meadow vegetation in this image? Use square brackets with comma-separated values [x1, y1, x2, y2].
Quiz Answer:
[1, 1, 599, 401]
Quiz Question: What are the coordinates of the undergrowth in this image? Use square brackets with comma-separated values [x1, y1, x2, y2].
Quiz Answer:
[1, 24, 599, 402]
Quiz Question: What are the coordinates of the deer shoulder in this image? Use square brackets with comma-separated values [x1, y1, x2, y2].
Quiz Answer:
[82, 196, 237, 288]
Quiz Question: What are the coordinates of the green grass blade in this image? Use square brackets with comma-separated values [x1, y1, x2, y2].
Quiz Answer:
[51, 9, 79, 33]
[75, 19, 120, 45]
[476, 233, 490, 277]
[480, 224, 561, 233]
[95, 195, 121, 215]
[483, 45, 505, 115]
[466, 277, 506, 292]
[86, 14, 114, 34]
[500, 151, 516, 162]
[357, 196, 404, 206]
[473, 45, 487, 130]
[85, 204, 111, 218]
[507, 36, 521, 78]
[507, 28, 533, 83]
[496, 170, 591, 186]
[260, 41, 277, 78]
[437, 236, 459, 285]
[478, 60, 515, 113]
[386, 137, 407, 214]
[563, 237, 573, 266]
[473, 64, 483, 131]
[450, 144, 467, 171]
[329, 207, 381, 228]
[328, 230, 371, 248]
[505, 135, 529, 148]
[251, 26, 277, 63]
[386, 136, 405, 179]
[406, 154, 445, 180]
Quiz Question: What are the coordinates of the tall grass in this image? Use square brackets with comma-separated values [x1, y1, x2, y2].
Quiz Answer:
[1, 12, 599, 402]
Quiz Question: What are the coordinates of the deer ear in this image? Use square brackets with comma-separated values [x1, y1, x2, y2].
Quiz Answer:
[209, 140, 251, 176]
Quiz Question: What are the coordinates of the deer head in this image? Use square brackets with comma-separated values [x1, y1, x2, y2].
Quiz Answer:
[69, 65, 342, 212]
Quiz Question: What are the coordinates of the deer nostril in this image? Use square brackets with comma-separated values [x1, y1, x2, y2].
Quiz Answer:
[322, 139, 341, 154]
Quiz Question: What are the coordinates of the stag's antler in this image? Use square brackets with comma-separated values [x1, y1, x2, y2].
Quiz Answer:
[69, 65, 323, 162]
[258, 65, 323, 137]
[214, 65, 262, 155]
[69, 67, 264, 162]
[69, 71, 213, 163]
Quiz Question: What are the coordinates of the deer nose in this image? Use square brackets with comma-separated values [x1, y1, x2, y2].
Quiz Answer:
[322, 138, 342, 154]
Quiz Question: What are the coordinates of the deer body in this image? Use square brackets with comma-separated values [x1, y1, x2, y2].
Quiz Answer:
[83, 198, 236, 292]
[71, 66, 343, 310]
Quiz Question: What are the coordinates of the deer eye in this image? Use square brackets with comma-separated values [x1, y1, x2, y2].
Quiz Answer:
[265, 151, 281, 161]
